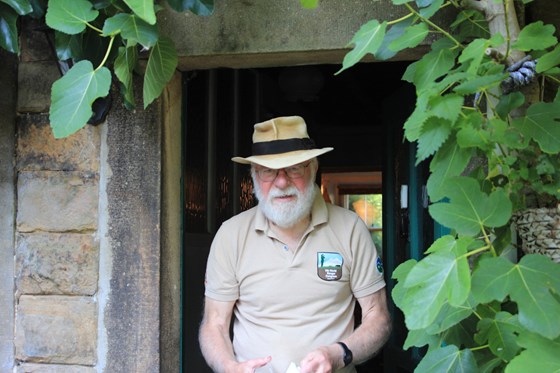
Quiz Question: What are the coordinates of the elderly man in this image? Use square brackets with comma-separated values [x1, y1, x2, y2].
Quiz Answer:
[199, 116, 391, 373]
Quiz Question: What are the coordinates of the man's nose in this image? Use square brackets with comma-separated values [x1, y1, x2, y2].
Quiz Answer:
[274, 169, 291, 186]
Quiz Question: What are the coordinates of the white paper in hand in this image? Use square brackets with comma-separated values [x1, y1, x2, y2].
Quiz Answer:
[285, 362, 300, 373]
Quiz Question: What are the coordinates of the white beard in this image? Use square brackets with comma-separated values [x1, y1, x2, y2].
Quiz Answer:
[253, 175, 317, 228]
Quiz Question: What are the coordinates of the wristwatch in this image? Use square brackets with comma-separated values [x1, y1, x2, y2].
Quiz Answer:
[337, 342, 353, 367]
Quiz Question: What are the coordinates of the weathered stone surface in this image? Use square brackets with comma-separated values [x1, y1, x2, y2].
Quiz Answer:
[160, 73, 182, 373]
[19, 17, 54, 64]
[15, 295, 97, 365]
[17, 171, 98, 233]
[17, 363, 96, 373]
[159, 0, 453, 69]
[17, 116, 101, 172]
[17, 62, 60, 113]
[160, 0, 395, 67]
[0, 47, 18, 373]
[16, 233, 99, 295]
[103, 76, 161, 373]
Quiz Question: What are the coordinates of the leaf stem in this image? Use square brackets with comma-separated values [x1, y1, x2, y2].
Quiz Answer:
[86, 22, 103, 34]
[387, 12, 415, 26]
[481, 226, 498, 256]
[503, 0, 512, 62]
[470, 344, 489, 352]
[404, 3, 463, 48]
[96, 36, 116, 72]
[462, 245, 490, 259]
[472, 309, 483, 320]
[546, 74, 560, 84]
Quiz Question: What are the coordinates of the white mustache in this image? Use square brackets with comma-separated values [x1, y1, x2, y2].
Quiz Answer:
[268, 186, 298, 199]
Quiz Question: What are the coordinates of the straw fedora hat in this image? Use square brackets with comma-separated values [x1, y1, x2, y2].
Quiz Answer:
[232, 116, 333, 169]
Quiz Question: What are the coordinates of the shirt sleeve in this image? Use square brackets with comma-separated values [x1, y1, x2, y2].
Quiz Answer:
[349, 216, 386, 298]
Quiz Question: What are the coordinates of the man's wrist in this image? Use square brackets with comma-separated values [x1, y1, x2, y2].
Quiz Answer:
[336, 341, 353, 367]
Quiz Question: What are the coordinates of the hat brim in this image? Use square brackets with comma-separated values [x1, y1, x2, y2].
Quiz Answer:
[232, 147, 333, 169]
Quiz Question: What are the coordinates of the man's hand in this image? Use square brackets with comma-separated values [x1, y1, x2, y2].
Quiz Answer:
[225, 356, 272, 373]
[298, 344, 342, 373]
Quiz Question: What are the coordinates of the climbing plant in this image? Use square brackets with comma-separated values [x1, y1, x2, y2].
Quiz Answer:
[0, 0, 315, 138]
[1, 0, 215, 138]
[340, 0, 560, 372]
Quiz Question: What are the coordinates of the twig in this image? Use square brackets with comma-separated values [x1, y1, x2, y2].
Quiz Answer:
[462, 0, 487, 12]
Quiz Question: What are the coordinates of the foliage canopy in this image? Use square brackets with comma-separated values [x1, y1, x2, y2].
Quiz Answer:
[341, 0, 560, 372]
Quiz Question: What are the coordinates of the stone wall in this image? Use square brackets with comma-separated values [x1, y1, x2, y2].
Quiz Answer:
[159, 0, 435, 69]
[14, 113, 101, 371]
[0, 49, 17, 373]
[7, 13, 177, 371]
[12, 23, 103, 371]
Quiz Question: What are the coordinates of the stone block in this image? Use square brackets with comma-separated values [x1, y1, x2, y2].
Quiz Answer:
[17, 115, 101, 172]
[17, 171, 98, 233]
[16, 233, 99, 296]
[17, 62, 60, 113]
[19, 17, 54, 63]
[17, 363, 96, 373]
[15, 295, 97, 365]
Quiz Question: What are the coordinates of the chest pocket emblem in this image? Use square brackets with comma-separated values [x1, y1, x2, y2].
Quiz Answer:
[317, 252, 343, 281]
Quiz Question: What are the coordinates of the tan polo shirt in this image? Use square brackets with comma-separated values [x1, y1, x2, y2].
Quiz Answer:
[205, 188, 386, 373]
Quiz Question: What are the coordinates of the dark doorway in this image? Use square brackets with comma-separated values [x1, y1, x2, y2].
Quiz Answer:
[182, 61, 416, 372]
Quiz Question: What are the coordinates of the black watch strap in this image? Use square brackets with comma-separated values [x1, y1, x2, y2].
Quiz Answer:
[337, 342, 353, 367]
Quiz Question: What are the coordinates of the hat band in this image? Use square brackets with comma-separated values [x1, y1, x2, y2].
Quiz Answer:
[252, 138, 316, 156]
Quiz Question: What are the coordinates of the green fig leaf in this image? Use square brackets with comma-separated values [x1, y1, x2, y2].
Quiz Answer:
[453, 73, 507, 95]
[114, 46, 138, 109]
[123, 0, 156, 25]
[400, 238, 471, 329]
[1, 0, 32, 15]
[103, 13, 158, 48]
[166, 0, 214, 15]
[512, 21, 558, 52]
[0, 3, 19, 53]
[412, 48, 456, 92]
[388, 22, 429, 52]
[458, 38, 488, 75]
[536, 44, 560, 73]
[427, 140, 473, 202]
[472, 255, 560, 339]
[416, 117, 452, 164]
[425, 295, 476, 335]
[430, 94, 464, 124]
[403, 328, 440, 350]
[505, 331, 560, 373]
[143, 36, 178, 108]
[414, 345, 478, 373]
[50, 60, 111, 138]
[45, 0, 98, 35]
[337, 19, 387, 74]
[513, 101, 560, 154]
[429, 176, 512, 235]
[475, 312, 522, 361]
[418, 0, 444, 19]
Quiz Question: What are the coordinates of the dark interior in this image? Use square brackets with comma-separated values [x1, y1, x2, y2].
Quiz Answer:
[182, 61, 420, 372]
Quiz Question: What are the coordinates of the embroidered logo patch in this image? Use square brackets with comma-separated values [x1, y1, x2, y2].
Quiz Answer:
[376, 257, 384, 274]
[317, 252, 343, 281]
